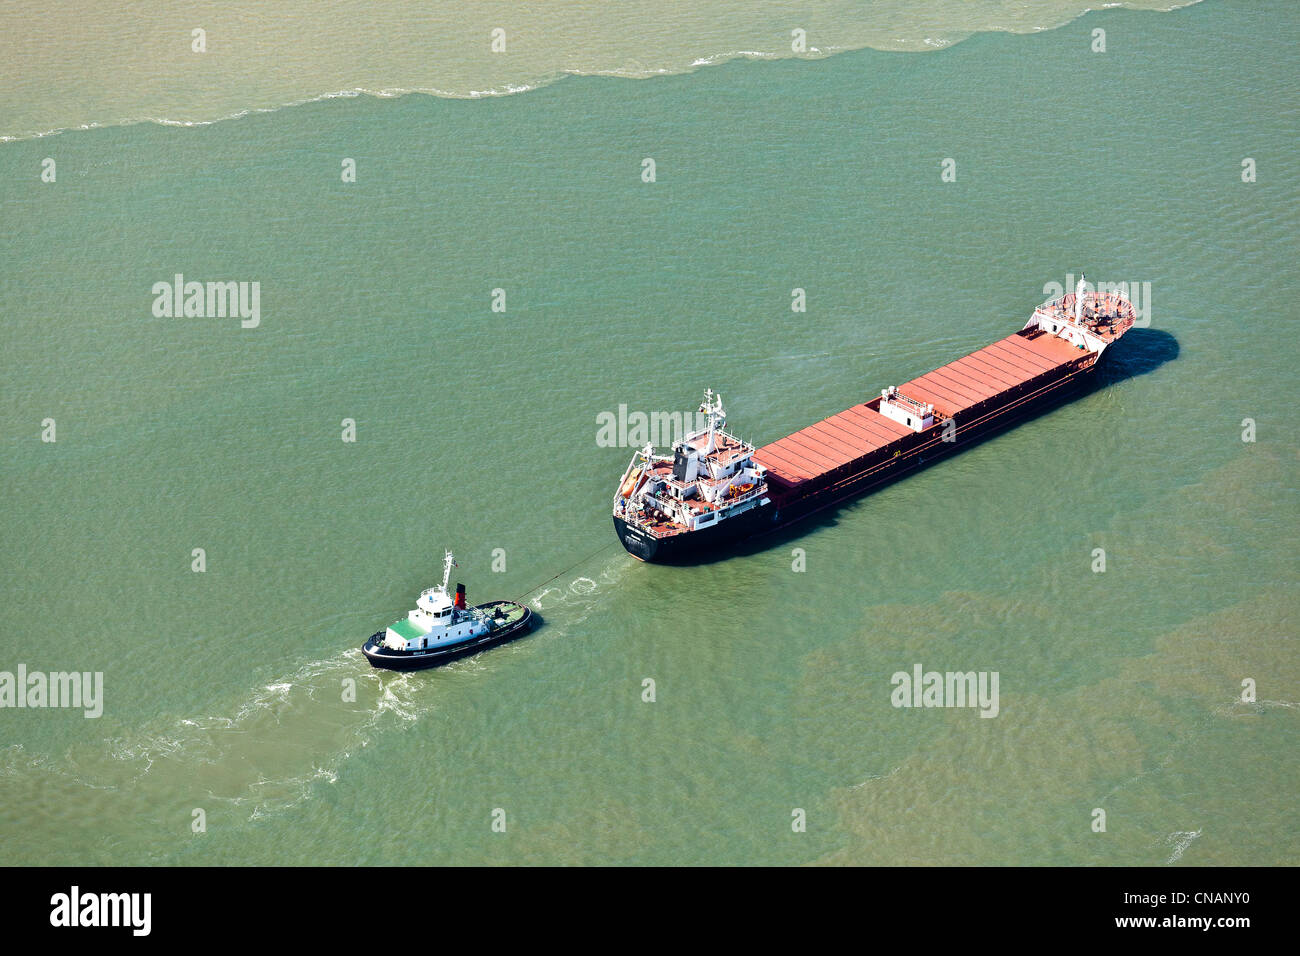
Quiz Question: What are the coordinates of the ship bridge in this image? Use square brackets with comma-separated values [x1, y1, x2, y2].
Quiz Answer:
[614, 389, 770, 538]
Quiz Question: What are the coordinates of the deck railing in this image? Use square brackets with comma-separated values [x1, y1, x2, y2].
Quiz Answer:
[642, 484, 767, 521]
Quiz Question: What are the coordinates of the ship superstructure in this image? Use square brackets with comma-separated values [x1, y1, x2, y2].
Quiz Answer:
[612, 390, 771, 558]
[612, 276, 1137, 562]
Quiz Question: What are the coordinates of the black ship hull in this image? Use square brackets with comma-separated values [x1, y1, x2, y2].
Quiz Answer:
[361, 603, 534, 670]
[615, 361, 1099, 564]
[614, 505, 771, 563]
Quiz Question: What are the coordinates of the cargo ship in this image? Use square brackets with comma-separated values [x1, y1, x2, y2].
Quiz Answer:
[362, 551, 533, 669]
[612, 277, 1136, 562]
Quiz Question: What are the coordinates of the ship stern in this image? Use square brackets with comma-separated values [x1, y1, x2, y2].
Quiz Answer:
[613, 515, 659, 561]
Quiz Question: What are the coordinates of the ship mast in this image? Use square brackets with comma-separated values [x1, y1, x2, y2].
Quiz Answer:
[698, 388, 726, 455]
[440, 549, 457, 594]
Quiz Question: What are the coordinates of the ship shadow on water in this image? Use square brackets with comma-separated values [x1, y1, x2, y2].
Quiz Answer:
[1091, 326, 1180, 388]
[656, 327, 1180, 566]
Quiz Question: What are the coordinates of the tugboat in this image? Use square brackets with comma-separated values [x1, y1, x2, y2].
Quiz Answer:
[361, 551, 534, 670]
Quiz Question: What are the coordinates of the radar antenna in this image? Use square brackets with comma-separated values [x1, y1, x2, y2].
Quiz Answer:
[698, 388, 726, 431]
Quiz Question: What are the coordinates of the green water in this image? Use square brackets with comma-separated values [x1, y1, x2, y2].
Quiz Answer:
[1, 0, 1296, 865]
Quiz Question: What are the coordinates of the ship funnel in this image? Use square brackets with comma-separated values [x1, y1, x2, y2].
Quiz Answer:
[454, 583, 466, 609]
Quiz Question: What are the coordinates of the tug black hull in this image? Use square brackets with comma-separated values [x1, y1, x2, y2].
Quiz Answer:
[361, 604, 534, 670]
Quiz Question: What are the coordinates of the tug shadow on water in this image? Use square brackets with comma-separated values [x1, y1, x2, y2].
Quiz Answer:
[642, 327, 1179, 567]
